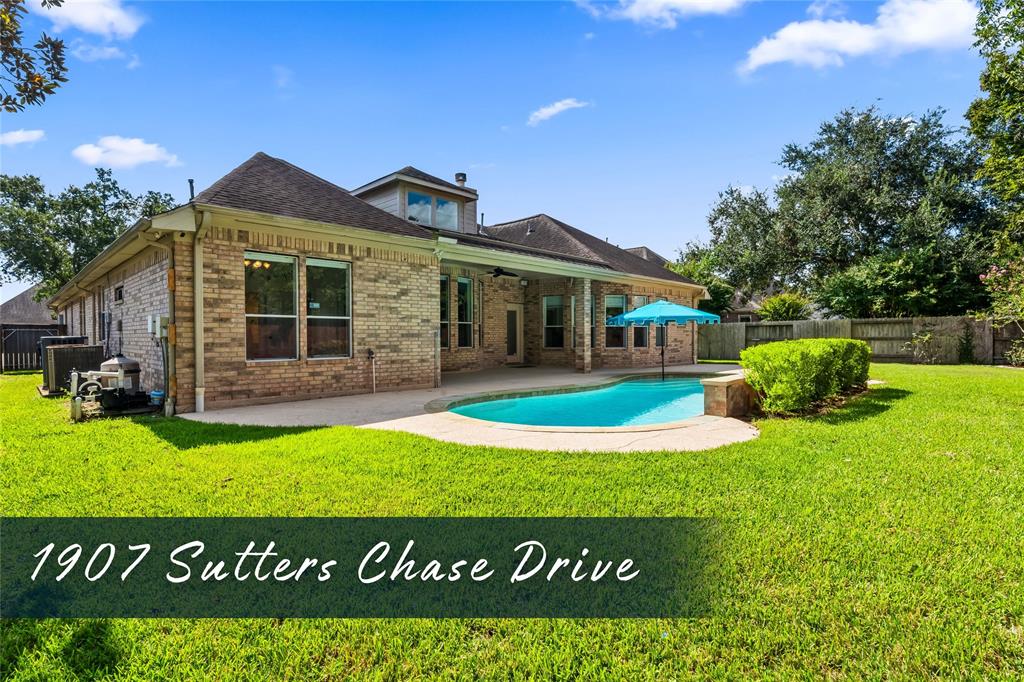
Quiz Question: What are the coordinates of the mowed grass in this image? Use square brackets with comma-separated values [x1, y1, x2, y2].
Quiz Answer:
[1, 364, 1023, 679]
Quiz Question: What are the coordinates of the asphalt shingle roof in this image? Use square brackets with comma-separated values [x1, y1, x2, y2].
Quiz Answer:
[193, 153, 433, 239]
[483, 214, 696, 285]
[192, 155, 695, 287]
[0, 285, 54, 325]
[625, 246, 669, 267]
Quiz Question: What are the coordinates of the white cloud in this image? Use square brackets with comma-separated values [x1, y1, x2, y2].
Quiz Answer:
[806, 0, 846, 19]
[527, 98, 591, 127]
[0, 129, 45, 146]
[740, 0, 978, 74]
[579, 0, 747, 29]
[272, 65, 294, 89]
[584, 31, 596, 40]
[70, 41, 141, 68]
[71, 42, 125, 62]
[34, 0, 144, 39]
[72, 136, 181, 168]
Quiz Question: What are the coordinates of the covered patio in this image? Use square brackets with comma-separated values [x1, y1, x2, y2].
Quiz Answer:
[182, 362, 758, 452]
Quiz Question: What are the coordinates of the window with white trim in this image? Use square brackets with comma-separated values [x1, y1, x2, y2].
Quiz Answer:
[244, 251, 297, 360]
[306, 258, 351, 358]
[439, 276, 450, 348]
[570, 295, 577, 348]
[633, 295, 649, 348]
[457, 277, 473, 347]
[406, 190, 460, 230]
[605, 294, 626, 348]
[589, 295, 596, 348]
[543, 295, 565, 348]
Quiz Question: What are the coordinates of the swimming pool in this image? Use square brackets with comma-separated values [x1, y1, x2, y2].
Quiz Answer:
[450, 377, 705, 428]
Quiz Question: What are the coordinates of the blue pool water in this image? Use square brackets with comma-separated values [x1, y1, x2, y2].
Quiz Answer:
[450, 377, 705, 427]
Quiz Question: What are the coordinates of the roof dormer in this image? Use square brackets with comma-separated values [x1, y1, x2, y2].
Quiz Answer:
[352, 166, 478, 233]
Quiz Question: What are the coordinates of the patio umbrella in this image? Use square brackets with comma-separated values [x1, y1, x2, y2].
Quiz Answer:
[606, 300, 721, 379]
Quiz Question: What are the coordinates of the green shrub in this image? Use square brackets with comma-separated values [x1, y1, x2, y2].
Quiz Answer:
[757, 293, 812, 321]
[740, 338, 871, 414]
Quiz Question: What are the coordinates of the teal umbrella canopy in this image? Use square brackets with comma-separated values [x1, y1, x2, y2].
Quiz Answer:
[606, 300, 720, 326]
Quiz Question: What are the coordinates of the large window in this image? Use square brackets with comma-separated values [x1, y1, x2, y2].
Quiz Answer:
[656, 325, 666, 348]
[440, 276, 450, 348]
[407, 191, 433, 225]
[244, 252, 297, 360]
[406, 190, 460, 230]
[589, 295, 596, 348]
[605, 295, 626, 348]
[633, 296, 648, 348]
[570, 295, 576, 348]
[543, 295, 565, 348]
[457, 277, 473, 347]
[436, 198, 458, 230]
[306, 258, 351, 358]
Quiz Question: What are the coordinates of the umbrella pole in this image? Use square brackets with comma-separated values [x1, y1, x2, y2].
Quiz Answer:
[661, 324, 666, 380]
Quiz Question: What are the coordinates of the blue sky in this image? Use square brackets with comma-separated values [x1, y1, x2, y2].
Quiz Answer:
[1, 0, 983, 302]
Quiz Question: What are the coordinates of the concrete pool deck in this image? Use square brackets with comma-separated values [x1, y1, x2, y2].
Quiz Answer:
[181, 363, 759, 452]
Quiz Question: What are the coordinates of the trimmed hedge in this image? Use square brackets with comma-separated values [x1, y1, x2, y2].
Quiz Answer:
[740, 338, 871, 414]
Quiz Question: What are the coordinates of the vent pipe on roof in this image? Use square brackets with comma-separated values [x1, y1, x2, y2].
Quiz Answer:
[455, 172, 467, 187]
[188, 179, 195, 201]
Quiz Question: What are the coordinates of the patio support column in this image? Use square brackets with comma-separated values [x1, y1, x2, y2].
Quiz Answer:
[574, 277, 591, 373]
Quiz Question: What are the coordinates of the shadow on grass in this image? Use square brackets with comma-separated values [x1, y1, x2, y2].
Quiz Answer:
[132, 414, 323, 450]
[811, 387, 911, 426]
[1, 619, 119, 679]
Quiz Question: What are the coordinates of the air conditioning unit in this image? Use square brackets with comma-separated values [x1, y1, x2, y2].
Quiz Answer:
[46, 345, 104, 393]
[38, 336, 87, 389]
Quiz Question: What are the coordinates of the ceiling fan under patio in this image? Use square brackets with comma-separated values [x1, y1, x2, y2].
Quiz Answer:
[486, 267, 520, 278]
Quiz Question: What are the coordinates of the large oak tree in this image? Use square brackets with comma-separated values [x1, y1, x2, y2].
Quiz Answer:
[0, 170, 176, 298]
[699, 107, 1001, 318]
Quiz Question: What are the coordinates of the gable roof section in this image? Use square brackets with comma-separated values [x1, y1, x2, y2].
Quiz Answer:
[483, 214, 696, 285]
[194, 153, 433, 239]
[625, 246, 669, 267]
[352, 165, 478, 198]
[1, 285, 55, 324]
[397, 166, 475, 194]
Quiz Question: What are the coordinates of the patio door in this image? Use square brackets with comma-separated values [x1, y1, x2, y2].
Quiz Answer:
[505, 304, 523, 364]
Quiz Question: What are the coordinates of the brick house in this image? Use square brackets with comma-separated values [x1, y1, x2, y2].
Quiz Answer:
[50, 153, 707, 414]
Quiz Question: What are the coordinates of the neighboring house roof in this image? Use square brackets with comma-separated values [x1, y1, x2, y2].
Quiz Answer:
[482, 214, 697, 285]
[625, 246, 669, 267]
[730, 291, 765, 312]
[194, 152, 433, 240]
[352, 165, 478, 198]
[449, 231, 612, 269]
[0, 285, 55, 325]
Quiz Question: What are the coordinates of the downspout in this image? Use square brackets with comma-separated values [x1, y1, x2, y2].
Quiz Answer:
[139, 231, 176, 416]
[193, 210, 212, 412]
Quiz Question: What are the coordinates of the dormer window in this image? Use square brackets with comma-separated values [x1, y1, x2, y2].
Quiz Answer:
[406, 190, 459, 230]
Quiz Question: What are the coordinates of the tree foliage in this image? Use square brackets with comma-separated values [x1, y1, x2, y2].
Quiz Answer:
[703, 106, 1000, 317]
[1, 0, 68, 112]
[967, 0, 1024, 238]
[668, 242, 734, 315]
[757, 293, 812, 321]
[0, 170, 176, 298]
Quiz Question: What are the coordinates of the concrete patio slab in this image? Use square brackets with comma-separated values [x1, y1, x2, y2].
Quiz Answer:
[181, 363, 758, 452]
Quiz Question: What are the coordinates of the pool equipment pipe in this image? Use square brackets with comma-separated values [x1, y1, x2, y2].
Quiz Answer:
[367, 348, 376, 393]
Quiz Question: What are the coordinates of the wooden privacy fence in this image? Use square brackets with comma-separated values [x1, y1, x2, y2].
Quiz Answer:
[0, 324, 65, 372]
[699, 316, 1019, 364]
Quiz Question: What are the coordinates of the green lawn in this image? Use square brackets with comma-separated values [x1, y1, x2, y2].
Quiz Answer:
[2, 364, 1023, 679]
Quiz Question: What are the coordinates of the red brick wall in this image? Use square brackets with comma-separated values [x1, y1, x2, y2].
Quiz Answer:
[439, 268, 528, 372]
[174, 223, 439, 411]
[57, 246, 171, 394]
